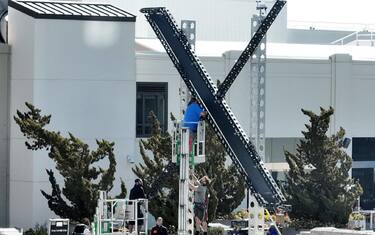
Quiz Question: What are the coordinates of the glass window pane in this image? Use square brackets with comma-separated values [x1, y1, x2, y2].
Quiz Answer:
[144, 95, 157, 119]
[136, 83, 168, 137]
[353, 138, 375, 161]
[136, 96, 143, 125]
[352, 168, 375, 210]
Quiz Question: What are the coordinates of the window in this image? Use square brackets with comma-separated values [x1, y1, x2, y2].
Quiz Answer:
[136, 83, 168, 137]
[353, 138, 375, 161]
[352, 168, 375, 210]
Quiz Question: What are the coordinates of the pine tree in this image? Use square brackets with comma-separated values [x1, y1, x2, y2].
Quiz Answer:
[14, 102, 126, 222]
[195, 121, 246, 218]
[132, 112, 245, 229]
[284, 107, 362, 228]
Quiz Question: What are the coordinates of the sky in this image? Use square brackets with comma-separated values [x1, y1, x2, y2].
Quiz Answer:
[287, 0, 375, 30]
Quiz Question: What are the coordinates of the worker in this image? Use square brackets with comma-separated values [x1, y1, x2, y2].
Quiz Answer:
[190, 174, 210, 235]
[129, 179, 146, 233]
[183, 97, 206, 133]
[151, 217, 168, 235]
[183, 98, 207, 152]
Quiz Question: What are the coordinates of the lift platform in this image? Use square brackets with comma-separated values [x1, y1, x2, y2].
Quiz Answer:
[93, 192, 148, 235]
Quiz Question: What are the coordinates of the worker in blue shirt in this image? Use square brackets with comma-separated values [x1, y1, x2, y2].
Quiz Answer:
[183, 98, 206, 152]
[183, 98, 206, 133]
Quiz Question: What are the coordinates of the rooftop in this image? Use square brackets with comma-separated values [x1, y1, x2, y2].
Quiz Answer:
[136, 38, 375, 61]
[9, 0, 136, 22]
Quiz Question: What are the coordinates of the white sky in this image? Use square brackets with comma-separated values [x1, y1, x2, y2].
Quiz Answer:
[287, 0, 375, 30]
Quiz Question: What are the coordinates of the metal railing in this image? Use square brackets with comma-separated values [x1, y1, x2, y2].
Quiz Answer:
[331, 30, 375, 46]
[94, 196, 148, 235]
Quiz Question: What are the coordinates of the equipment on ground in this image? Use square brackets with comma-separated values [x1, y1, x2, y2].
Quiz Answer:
[48, 219, 69, 235]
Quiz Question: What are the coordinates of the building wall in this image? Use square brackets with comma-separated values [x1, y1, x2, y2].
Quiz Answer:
[136, 51, 375, 152]
[0, 44, 10, 227]
[8, 8, 35, 228]
[8, 8, 136, 228]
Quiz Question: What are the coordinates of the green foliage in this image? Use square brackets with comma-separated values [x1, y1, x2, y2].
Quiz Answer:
[24, 224, 48, 235]
[284, 107, 362, 228]
[132, 113, 178, 228]
[207, 227, 225, 235]
[132, 112, 245, 228]
[195, 123, 246, 219]
[14, 102, 127, 222]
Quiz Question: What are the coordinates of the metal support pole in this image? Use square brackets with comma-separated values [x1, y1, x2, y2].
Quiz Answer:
[250, 14, 267, 161]
[178, 128, 194, 235]
[249, 7, 267, 235]
[180, 20, 196, 118]
[180, 21, 196, 235]
[248, 191, 264, 235]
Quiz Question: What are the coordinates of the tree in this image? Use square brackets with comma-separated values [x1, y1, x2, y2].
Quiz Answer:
[14, 102, 126, 222]
[132, 113, 245, 228]
[284, 107, 362, 228]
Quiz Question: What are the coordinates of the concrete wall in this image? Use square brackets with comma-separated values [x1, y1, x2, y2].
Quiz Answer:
[8, 7, 136, 228]
[0, 44, 10, 227]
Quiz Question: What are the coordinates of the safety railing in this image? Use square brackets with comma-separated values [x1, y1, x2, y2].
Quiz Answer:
[331, 30, 375, 46]
[94, 195, 148, 235]
[172, 120, 205, 165]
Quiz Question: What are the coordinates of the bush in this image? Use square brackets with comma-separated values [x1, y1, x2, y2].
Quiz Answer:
[208, 227, 225, 235]
[24, 224, 48, 235]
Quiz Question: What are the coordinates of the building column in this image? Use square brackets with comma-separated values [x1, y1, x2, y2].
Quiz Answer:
[330, 54, 353, 174]
[0, 44, 10, 227]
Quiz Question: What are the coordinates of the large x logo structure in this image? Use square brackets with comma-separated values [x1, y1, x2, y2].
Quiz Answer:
[141, 1, 286, 206]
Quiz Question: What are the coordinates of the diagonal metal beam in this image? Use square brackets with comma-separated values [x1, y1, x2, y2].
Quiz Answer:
[215, 0, 286, 99]
[140, 4, 286, 207]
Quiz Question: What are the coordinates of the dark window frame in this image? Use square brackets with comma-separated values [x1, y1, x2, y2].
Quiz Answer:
[353, 137, 375, 162]
[136, 82, 168, 138]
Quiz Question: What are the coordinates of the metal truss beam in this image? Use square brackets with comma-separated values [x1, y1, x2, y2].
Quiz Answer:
[140, 2, 286, 207]
[216, 0, 286, 99]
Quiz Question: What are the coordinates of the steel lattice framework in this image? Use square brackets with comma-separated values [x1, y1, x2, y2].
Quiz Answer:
[141, 0, 286, 206]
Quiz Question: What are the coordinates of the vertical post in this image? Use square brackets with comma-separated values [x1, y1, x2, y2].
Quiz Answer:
[370, 212, 373, 230]
[135, 200, 138, 235]
[180, 20, 196, 118]
[111, 201, 114, 233]
[145, 200, 148, 235]
[178, 128, 194, 235]
[249, 6, 267, 235]
[250, 14, 267, 161]
[248, 192, 264, 235]
[180, 19, 197, 233]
